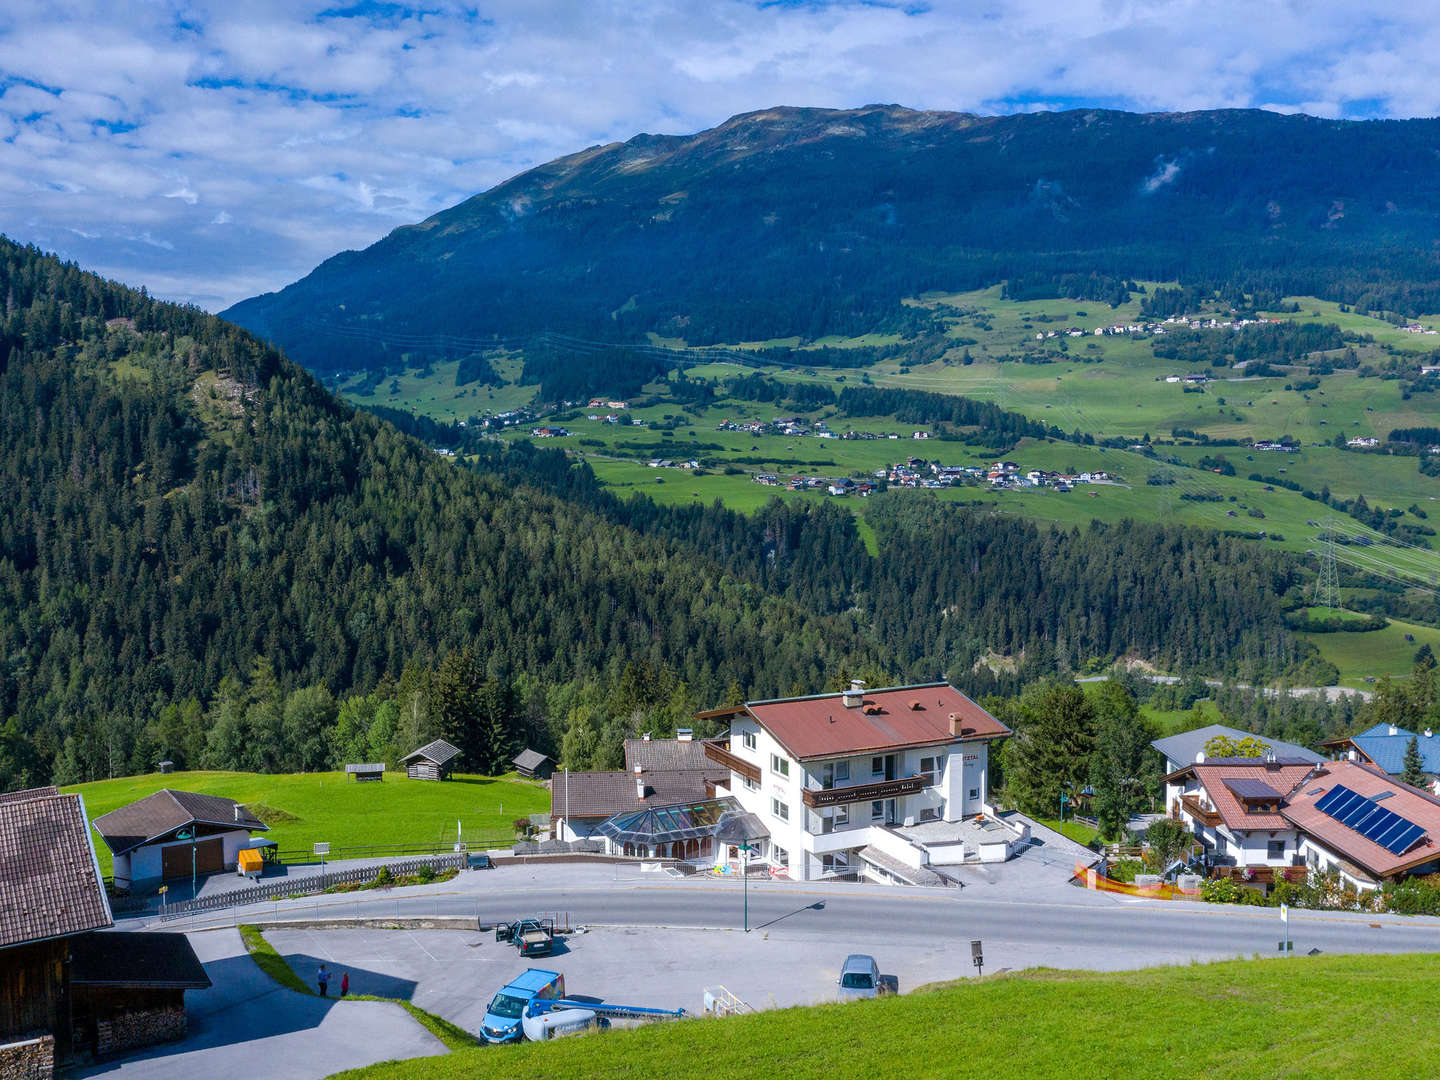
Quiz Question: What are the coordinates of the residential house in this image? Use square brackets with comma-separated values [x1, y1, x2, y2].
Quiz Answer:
[91, 789, 269, 893]
[1164, 756, 1316, 884]
[1152, 723, 1324, 781]
[1347, 436, 1380, 449]
[1281, 760, 1440, 892]
[699, 682, 1018, 884]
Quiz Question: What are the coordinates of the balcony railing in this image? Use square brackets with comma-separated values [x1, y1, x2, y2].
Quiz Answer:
[801, 774, 927, 809]
[1179, 793, 1221, 827]
[703, 738, 761, 784]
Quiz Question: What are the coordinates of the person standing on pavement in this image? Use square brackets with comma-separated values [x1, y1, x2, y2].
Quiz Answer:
[341, 972, 350, 998]
[317, 964, 330, 997]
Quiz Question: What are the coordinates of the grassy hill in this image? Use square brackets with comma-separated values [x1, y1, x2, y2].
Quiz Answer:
[330, 952, 1440, 1080]
[65, 770, 547, 875]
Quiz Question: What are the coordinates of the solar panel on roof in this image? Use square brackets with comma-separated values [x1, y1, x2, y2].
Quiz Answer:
[1314, 783, 1427, 856]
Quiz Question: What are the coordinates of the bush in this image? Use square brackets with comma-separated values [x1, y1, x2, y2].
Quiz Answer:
[374, 865, 394, 887]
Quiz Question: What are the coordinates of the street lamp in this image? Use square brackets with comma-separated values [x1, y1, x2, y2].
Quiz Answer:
[176, 827, 197, 900]
[738, 841, 759, 932]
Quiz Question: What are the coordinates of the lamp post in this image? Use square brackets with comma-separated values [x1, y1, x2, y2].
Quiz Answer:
[176, 827, 196, 900]
[738, 841, 758, 932]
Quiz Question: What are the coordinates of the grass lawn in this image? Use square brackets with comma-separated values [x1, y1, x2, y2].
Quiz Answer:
[65, 770, 548, 875]
[1032, 816, 1099, 847]
[1138, 699, 1222, 737]
[329, 952, 1440, 1080]
[1301, 617, 1440, 687]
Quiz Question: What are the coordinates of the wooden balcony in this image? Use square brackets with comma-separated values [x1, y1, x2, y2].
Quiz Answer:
[702, 739, 761, 784]
[801, 774, 927, 809]
[1179, 794, 1221, 827]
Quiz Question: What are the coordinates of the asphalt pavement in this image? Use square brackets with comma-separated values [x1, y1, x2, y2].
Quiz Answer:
[155, 861, 1440, 969]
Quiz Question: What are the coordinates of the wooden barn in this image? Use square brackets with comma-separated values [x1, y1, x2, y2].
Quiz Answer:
[0, 786, 113, 1069]
[401, 739, 462, 781]
[91, 790, 268, 894]
[511, 749, 553, 780]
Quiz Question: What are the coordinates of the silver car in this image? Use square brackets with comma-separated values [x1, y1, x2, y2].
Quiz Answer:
[836, 954, 880, 1001]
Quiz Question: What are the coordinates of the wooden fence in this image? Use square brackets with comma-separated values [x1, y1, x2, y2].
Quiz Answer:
[157, 853, 467, 921]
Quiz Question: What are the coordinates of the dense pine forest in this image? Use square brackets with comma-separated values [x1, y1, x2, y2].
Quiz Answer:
[0, 239, 1334, 790]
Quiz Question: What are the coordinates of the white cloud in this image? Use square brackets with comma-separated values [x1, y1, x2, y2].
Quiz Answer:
[0, 0, 1437, 310]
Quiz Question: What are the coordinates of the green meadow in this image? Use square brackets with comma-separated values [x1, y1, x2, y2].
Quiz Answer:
[65, 769, 548, 875]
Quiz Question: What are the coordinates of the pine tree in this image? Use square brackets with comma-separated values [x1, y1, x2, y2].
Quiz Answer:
[1401, 736, 1428, 789]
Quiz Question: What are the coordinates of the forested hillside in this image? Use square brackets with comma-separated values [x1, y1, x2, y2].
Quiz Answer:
[0, 240, 1326, 790]
[226, 105, 1440, 371]
[0, 240, 875, 788]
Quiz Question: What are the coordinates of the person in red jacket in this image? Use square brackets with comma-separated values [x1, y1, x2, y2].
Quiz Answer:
[340, 972, 350, 998]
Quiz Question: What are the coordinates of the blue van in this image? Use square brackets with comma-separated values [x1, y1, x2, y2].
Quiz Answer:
[481, 969, 565, 1044]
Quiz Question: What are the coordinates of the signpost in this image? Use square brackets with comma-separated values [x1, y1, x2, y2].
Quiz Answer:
[314, 842, 330, 888]
[1279, 903, 1291, 954]
[971, 940, 984, 977]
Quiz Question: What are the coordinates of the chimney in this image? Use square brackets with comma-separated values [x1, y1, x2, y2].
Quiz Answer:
[677, 728, 693, 742]
[234, 803, 242, 822]
[1427, 729, 1434, 740]
[1195, 750, 1206, 764]
[948, 712, 962, 737]
[634, 765, 646, 801]
[1348, 749, 1357, 761]
[842, 679, 864, 709]
[642, 732, 651, 742]
[1389, 725, 1399, 737]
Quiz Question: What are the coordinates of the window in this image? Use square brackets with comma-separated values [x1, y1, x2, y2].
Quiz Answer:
[741, 774, 759, 792]
[742, 730, 757, 751]
[871, 800, 885, 821]
[920, 756, 939, 785]
[771, 797, 790, 822]
[822, 852, 849, 873]
[820, 760, 851, 789]
[1267, 840, 1286, 860]
[919, 807, 940, 823]
[770, 753, 790, 778]
[772, 845, 789, 869]
[871, 756, 884, 777]
[834, 760, 850, 784]
[832, 805, 849, 827]
[968, 788, 979, 800]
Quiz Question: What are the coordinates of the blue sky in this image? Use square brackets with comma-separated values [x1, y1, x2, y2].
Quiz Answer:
[1, 0, 1437, 311]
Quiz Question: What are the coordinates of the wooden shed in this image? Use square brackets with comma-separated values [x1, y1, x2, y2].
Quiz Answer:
[511, 749, 554, 780]
[344, 763, 386, 782]
[401, 739, 462, 781]
[0, 786, 114, 1068]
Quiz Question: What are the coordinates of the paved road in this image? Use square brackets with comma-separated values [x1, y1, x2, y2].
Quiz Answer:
[157, 865, 1440, 967]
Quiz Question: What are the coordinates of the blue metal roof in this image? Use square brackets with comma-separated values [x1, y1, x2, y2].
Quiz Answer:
[1348, 725, 1440, 776]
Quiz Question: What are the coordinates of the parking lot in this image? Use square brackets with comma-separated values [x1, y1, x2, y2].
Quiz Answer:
[263, 923, 966, 1026]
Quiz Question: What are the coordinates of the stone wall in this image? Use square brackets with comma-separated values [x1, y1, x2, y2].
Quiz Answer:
[0, 1034, 53, 1080]
[95, 1005, 186, 1057]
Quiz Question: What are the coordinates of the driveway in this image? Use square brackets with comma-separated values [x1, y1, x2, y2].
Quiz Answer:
[74, 929, 447, 1080]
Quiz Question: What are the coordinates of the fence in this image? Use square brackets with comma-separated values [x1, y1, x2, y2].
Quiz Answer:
[267, 839, 513, 865]
[158, 853, 467, 921]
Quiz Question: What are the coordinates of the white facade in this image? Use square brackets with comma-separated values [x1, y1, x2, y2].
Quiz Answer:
[112, 827, 254, 889]
[1167, 779, 1299, 870]
[717, 712, 996, 882]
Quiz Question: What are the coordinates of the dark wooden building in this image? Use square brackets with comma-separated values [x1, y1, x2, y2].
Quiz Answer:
[0, 786, 114, 1070]
[70, 932, 211, 1058]
[401, 739, 462, 781]
[511, 749, 553, 780]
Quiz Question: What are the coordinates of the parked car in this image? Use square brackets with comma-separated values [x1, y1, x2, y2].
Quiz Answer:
[481, 969, 565, 1044]
[495, 917, 556, 957]
[837, 954, 881, 1001]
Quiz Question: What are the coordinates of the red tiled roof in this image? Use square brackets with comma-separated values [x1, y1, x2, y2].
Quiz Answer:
[1185, 761, 1318, 831]
[1281, 761, 1440, 879]
[743, 683, 1009, 762]
[0, 790, 113, 949]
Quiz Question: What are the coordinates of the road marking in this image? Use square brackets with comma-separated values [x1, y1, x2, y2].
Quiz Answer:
[406, 930, 440, 962]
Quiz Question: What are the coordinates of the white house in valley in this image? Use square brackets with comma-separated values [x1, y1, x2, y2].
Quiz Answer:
[699, 681, 1019, 884]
